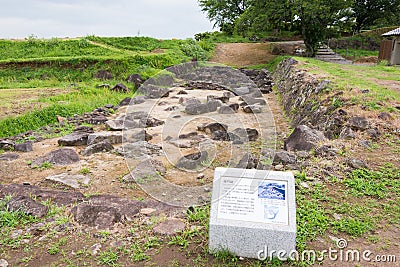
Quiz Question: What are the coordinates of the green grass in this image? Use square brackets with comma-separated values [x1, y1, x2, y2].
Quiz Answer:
[335, 48, 378, 60]
[295, 57, 400, 112]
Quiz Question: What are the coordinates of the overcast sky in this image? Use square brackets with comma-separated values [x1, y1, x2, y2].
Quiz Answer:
[0, 0, 214, 39]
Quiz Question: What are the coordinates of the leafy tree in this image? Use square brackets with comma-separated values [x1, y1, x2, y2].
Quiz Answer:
[352, 0, 400, 33]
[198, 0, 249, 33]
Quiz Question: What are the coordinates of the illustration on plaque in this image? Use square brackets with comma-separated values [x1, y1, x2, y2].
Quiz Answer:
[258, 182, 286, 200]
[264, 206, 280, 220]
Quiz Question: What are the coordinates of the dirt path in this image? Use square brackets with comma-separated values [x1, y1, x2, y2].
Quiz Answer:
[210, 43, 276, 67]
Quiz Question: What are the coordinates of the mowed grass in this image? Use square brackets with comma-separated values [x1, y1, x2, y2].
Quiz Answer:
[0, 36, 214, 137]
[295, 57, 400, 111]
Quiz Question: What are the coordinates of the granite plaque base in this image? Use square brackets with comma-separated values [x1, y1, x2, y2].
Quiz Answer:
[209, 168, 296, 259]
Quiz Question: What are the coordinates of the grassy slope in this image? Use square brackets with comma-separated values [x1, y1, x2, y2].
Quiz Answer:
[0, 36, 213, 137]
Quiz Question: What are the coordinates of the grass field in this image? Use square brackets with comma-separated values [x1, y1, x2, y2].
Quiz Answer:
[0, 36, 214, 137]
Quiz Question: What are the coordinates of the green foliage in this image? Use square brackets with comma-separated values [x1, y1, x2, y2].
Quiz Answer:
[97, 248, 120, 267]
[179, 39, 214, 61]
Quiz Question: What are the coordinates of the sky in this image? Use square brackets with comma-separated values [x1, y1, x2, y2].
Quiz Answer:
[0, 0, 215, 39]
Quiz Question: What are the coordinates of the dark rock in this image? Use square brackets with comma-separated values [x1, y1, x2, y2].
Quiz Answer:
[185, 103, 209, 115]
[140, 117, 165, 128]
[95, 70, 113, 80]
[124, 159, 166, 183]
[358, 140, 372, 148]
[88, 132, 123, 145]
[315, 145, 340, 157]
[234, 86, 250, 96]
[111, 83, 130, 93]
[71, 204, 121, 228]
[104, 104, 114, 109]
[141, 84, 169, 99]
[361, 89, 370, 94]
[58, 132, 90, 146]
[153, 218, 186, 236]
[284, 125, 326, 152]
[125, 111, 148, 121]
[177, 90, 188, 95]
[229, 103, 240, 112]
[32, 148, 80, 166]
[7, 196, 48, 218]
[131, 96, 147, 105]
[207, 95, 230, 104]
[339, 127, 356, 140]
[236, 153, 258, 169]
[74, 126, 94, 133]
[348, 116, 369, 131]
[0, 153, 19, 161]
[315, 80, 331, 93]
[106, 119, 140, 131]
[378, 112, 393, 121]
[148, 74, 175, 87]
[164, 106, 179, 111]
[0, 184, 85, 206]
[243, 105, 262, 113]
[118, 97, 131, 107]
[178, 132, 199, 139]
[125, 74, 144, 89]
[367, 128, 380, 140]
[179, 97, 201, 106]
[273, 151, 297, 165]
[206, 100, 222, 112]
[346, 158, 368, 169]
[81, 140, 114, 156]
[96, 84, 110, 89]
[176, 151, 208, 170]
[218, 105, 236, 114]
[239, 96, 266, 106]
[232, 128, 259, 142]
[123, 129, 152, 143]
[14, 141, 33, 152]
[0, 140, 15, 150]
[198, 123, 228, 134]
[116, 141, 162, 159]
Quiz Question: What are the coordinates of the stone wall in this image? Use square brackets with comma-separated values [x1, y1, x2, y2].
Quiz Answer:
[273, 58, 348, 139]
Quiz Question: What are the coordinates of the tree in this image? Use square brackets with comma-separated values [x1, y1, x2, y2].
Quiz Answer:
[352, 0, 400, 33]
[198, 0, 249, 33]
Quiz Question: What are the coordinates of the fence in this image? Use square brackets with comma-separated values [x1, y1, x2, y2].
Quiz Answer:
[378, 39, 393, 61]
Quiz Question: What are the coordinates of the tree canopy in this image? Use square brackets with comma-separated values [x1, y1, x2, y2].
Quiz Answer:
[198, 0, 400, 56]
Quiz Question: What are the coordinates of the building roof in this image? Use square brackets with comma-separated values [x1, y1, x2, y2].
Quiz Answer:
[382, 27, 400, 36]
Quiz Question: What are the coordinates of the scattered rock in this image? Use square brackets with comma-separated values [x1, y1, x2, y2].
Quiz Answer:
[177, 90, 188, 95]
[179, 97, 202, 106]
[0, 140, 15, 150]
[218, 105, 236, 114]
[168, 138, 198, 148]
[14, 141, 33, 152]
[243, 105, 262, 113]
[106, 119, 139, 131]
[7, 196, 48, 218]
[0, 153, 19, 161]
[140, 208, 157, 216]
[185, 103, 210, 115]
[236, 153, 258, 169]
[116, 141, 162, 159]
[339, 127, 356, 140]
[367, 128, 380, 140]
[88, 132, 123, 145]
[176, 151, 208, 170]
[229, 103, 240, 112]
[124, 159, 166, 183]
[232, 128, 259, 142]
[141, 84, 170, 99]
[32, 148, 80, 166]
[346, 158, 368, 169]
[45, 173, 90, 189]
[90, 243, 102, 256]
[207, 95, 229, 104]
[315, 145, 340, 157]
[197, 173, 205, 180]
[284, 125, 326, 152]
[206, 99, 222, 112]
[153, 218, 186, 236]
[378, 112, 393, 121]
[123, 129, 152, 143]
[71, 204, 121, 228]
[58, 132, 90, 146]
[140, 117, 165, 128]
[358, 140, 371, 148]
[125, 73, 144, 89]
[96, 84, 110, 89]
[95, 70, 113, 80]
[81, 140, 114, 156]
[273, 151, 297, 165]
[118, 97, 132, 106]
[348, 116, 369, 131]
[111, 83, 130, 93]
[198, 123, 228, 134]
[239, 96, 266, 106]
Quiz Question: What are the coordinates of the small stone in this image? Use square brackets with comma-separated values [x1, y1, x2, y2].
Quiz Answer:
[153, 218, 186, 236]
[284, 125, 326, 152]
[0, 259, 8, 267]
[346, 158, 368, 169]
[111, 83, 130, 93]
[348, 116, 369, 131]
[90, 243, 102, 256]
[274, 164, 284, 171]
[140, 208, 157, 216]
[243, 105, 262, 113]
[81, 140, 114, 156]
[45, 173, 90, 189]
[218, 105, 236, 114]
[300, 182, 310, 189]
[197, 173, 205, 180]
[0, 153, 19, 161]
[15, 141, 33, 152]
[358, 140, 371, 148]
[7, 196, 48, 218]
[333, 213, 342, 220]
[378, 112, 393, 121]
